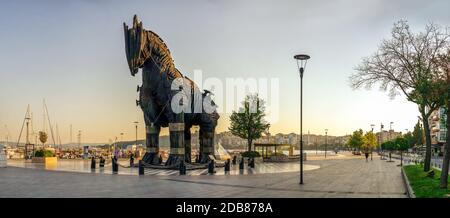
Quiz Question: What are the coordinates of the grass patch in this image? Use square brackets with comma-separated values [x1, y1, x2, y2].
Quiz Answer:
[403, 165, 450, 198]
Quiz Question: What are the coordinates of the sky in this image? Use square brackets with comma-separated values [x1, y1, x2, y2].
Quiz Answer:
[1, 0, 450, 143]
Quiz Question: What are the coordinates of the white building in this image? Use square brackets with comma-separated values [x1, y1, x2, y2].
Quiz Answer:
[429, 107, 447, 153]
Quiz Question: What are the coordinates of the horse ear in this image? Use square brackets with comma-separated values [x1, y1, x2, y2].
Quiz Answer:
[133, 15, 140, 28]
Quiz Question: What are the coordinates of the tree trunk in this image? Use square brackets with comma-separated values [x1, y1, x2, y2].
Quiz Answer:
[247, 139, 252, 152]
[400, 151, 403, 166]
[422, 112, 433, 172]
[440, 104, 450, 189]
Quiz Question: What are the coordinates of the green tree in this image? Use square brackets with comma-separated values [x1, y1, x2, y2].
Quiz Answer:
[382, 141, 395, 162]
[229, 94, 270, 152]
[362, 131, 378, 153]
[412, 120, 425, 147]
[350, 21, 449, 172]
[403, 131, 415, 148]
[348, 129, 364, 152]
[394, 137, 410, 166]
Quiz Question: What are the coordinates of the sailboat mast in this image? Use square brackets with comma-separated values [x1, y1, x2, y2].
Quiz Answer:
[43, 99, 57, 147]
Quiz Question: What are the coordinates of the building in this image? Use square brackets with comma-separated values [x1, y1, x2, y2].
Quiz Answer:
[376, 130, 403, 144]
[429, 107, 447, 153]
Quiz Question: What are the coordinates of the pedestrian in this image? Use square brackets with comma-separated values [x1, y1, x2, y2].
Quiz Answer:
[365, 151, 369, 162]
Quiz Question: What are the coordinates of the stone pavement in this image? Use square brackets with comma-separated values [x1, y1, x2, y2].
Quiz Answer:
[0, 155, 406, 198]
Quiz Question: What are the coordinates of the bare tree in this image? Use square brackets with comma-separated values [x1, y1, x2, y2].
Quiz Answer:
[350, 20, 450, 172]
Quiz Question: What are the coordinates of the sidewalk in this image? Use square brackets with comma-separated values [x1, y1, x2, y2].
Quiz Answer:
[0, 156, 406, 198]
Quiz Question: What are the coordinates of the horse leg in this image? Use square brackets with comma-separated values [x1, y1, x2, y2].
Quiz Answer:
[184, 128, 192, 163]
[140, 96, 161, 165]
[143, 124, 161, 165]
[165, 108, 185, 168]
[198, 113, 217, 164]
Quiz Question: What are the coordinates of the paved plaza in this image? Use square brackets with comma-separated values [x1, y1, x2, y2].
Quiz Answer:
[0, 153, 406, 198]
[6, 158, 320, 176]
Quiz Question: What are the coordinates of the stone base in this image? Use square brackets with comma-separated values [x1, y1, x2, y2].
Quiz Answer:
[142, 152, 161, 165]
[165, 154, 184, 167]
[198, 153, 213, 164]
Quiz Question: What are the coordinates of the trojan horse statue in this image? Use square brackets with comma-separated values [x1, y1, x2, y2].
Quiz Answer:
[123, 15, 219, 167]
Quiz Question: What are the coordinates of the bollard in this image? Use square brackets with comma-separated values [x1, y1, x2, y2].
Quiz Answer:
[232, 156, 237, 165]
[208, 159, 215, 174]
[112, 157, 118, 174]
[179, 161, 186, 175]
[99, 157, 105, 167]
[130, 156, 134, 167]
[138, 160, 145, 175]
[195, 154, 200, 163]
[91, 157, 96, 170]
[239, 158, 244, 170]
[225, 159, 230, 173]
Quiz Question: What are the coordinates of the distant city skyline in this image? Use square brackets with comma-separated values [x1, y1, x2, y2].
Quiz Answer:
[1, 0, 450, 143]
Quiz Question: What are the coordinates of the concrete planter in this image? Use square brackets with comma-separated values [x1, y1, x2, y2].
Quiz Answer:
[32, 157, 58, 165]
[401, 167, 416, 198]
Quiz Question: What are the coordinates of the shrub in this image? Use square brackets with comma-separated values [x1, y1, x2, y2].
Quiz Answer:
[241, 151, 261, 158]
[34, 149, 54, 157]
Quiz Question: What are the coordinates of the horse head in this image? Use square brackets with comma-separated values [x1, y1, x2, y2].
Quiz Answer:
[123, 15, 147, 76]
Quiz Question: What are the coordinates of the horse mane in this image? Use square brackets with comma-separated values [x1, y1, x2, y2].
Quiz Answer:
[146, 30, 182, 79]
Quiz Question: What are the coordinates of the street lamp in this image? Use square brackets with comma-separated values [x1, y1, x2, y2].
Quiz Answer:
[370, 124, 375, 161]
[294, 53, 310, 185]
[380, 123, 384, 159]
[134, 121, 139, 147]
[389, 122, 394, 141]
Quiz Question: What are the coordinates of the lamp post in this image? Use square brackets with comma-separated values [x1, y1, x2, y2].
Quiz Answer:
[370, 124, 375, 160]
[294, 54, 310, 185]
[134, 121, 139, 147]
[325, 129, 328, 158]
[389, 122, 394, 141]
[380, 123, 384, 159]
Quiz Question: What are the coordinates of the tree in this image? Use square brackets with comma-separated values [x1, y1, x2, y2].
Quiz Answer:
[39, 131, 48, 146]
[229, 94, 270, 152]
[394, 137, 410, 166]
[350, 20, 450, 172]
[347, 129, 364, 152]
[362, 131, 378, 153]
[382, 141, 395, 162]
[403, 131, 415, 148]
[412, 120, 425, 147]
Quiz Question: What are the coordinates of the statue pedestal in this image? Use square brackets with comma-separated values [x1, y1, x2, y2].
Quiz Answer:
[165, 154, 184, 168]
[142, 152, 161, 165]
